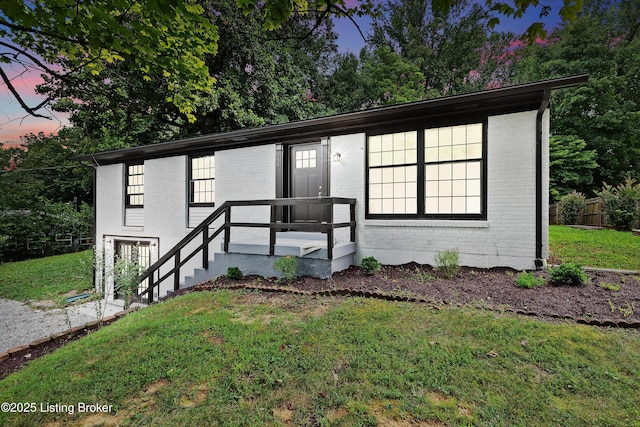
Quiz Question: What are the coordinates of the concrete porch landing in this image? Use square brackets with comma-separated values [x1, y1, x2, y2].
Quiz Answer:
[182, 232, 356, 288]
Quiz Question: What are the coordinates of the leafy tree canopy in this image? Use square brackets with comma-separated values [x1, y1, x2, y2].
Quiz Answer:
[1, 0, 581, 121]
[513, 0, 640, 192]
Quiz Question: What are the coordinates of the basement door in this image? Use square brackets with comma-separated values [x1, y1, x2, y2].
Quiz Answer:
[289, 142, 328, 223]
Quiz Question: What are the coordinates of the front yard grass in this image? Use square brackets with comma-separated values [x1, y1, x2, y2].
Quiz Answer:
[1, 290, 639, 426]
[0, 250, 93, 301]
[549, 225, 640, 271]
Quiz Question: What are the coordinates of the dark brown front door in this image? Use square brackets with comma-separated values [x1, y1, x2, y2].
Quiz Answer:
[290, 142, 328, 222]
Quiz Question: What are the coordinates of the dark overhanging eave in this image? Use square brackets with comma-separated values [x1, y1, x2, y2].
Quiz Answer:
[74, 74, 589, 164]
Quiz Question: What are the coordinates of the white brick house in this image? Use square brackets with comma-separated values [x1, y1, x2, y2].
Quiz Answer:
[76, 75, 587, 301]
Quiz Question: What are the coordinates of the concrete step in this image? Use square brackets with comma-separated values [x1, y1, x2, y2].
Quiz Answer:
[180, 244, 355, 289]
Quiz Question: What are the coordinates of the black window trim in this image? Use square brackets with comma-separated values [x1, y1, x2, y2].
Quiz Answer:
[125, 162, 144, 209]
[365, 118, 488, 220]
[188, 154, 215, 208]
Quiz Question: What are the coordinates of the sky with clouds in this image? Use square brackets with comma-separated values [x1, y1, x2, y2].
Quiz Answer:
[0, 0, 563, 147]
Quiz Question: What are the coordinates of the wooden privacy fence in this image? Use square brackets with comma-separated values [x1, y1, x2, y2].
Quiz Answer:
[550, 197, 640, 228]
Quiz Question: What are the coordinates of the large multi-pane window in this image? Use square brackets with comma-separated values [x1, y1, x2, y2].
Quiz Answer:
[367, 122, 485, 219]
[125, 163, 144, 207]
[368, 131, 418, 214]
[424, 123, 483, 215]
[189, 155, 215, 206]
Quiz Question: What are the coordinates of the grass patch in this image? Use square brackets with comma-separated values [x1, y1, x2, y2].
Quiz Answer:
[1, 290, 640, 426]
[0, 250, 93, 301]
[549, 225, 640, 271]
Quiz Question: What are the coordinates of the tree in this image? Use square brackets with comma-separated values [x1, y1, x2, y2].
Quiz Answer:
[513, 2, 640, 193]
[45, 2, 340, 153]
[369, 0, 512, 97]
[2, 0, 580, 121]
[549, 135, 598, 202]
[1, 0, 218, 122]
[431, 0, 583, 42]
[0, 132, 91, 209]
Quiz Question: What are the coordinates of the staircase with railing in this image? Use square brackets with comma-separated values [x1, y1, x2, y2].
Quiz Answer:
[135, 197, 356, 303]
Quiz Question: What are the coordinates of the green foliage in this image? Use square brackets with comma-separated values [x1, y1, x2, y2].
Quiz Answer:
[50, 5, 339, 153]
[557, 191, 586, 225]
[596, 178, 640, 231]
[225, 266, 243, 280]
[549, 136, 598, 202]
[273, 256, 298, 281]
[598, 282, 620, 292]
[0, 251, 93, 301]
[369, 0, 504, 98]
[1, 0, 218, 122]
[515, 271, 545, 289]
[0, 202, 93, 262]
[435, 249, 460, 278]
[514, 4, 640, 193]
[113, 246, 143, 309]
[549, 262, 588, 286]
[360, 256, 381, 275]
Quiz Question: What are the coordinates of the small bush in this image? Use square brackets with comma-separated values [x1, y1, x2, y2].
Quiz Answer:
[225, 266, 243, 280]
[114, 247, 143, 310]
[435, 249, 459, 279]
[598, 282, 620, 292]
[596, 178, 640, 231]
[274, 256, 298, 281]
[360, 256, 381, 275]
[549, 262, 588, 286]
[515, 271, 545, 289]
[558, 191, 586, 225]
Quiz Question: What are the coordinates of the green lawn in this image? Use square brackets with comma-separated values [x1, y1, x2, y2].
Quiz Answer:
[1, 290, 639, 426]
[549, 225, 640, 271]
[0, 250, 93, 301]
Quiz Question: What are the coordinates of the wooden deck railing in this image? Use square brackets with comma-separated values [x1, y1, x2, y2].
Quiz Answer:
[136, 197, 356, 303]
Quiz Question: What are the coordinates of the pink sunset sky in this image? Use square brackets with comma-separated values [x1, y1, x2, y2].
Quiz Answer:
[0, 0, 563, 147]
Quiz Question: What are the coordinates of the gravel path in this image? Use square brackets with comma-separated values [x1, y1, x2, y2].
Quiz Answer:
[0, 298, 123, 354]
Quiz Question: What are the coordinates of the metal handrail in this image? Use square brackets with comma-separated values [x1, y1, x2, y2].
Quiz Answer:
[136, 197, 356, 303]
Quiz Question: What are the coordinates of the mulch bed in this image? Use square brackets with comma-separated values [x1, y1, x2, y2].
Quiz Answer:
[2, 264, 639, 380]
[207, 263, 640, 325]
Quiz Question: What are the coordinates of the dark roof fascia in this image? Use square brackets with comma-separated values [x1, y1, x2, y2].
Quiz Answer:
[75, 74, 588, 165]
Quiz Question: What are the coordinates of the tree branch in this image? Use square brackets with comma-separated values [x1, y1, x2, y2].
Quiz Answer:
[0, 41, 68, 81]
[0, 17, 85, 46]
[0, 66, 52, 119]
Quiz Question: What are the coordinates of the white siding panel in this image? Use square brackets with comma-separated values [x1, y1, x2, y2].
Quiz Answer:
[189, 206, 216, 228]
[124, 208, 144, 227]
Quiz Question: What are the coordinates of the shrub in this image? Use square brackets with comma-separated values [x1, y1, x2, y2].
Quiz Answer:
[515, 271, 545, 289]
[360, 256, 381, 275]
[596, 178, 640, 231]
[435, 249, 459, 279]
[549, 262, 588, 286]
[114, 246, 143, 309]
[557, 191, 586, 225]
[274, 256, 298, 281]
[225, 266, 243, 280]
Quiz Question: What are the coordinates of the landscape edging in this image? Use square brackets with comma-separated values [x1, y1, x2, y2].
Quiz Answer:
[187, 282, 640, 329]
[0, 308, 138, 363]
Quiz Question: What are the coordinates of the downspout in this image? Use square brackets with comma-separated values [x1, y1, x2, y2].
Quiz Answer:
[535, 88, 551, 269]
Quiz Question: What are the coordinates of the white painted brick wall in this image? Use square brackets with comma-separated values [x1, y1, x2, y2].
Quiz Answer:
[216, 144, 276, 242]
[331, 110, 548, 270]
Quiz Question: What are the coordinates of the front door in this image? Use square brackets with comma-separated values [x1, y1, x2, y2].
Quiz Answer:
[290, 142, 328, 223]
